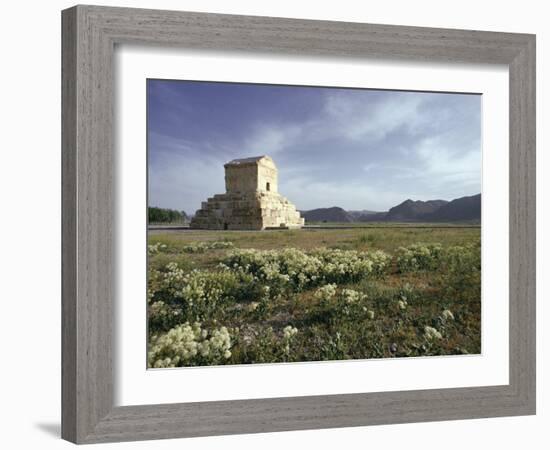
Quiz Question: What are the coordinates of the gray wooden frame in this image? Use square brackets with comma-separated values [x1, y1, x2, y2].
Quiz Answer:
[62, 4, 536, 444]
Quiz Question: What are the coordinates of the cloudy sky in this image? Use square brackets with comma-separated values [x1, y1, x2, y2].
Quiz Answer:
[148, 79, 481, 214]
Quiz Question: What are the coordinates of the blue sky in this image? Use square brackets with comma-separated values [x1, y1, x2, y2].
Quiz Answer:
[148, 79, 481, 214]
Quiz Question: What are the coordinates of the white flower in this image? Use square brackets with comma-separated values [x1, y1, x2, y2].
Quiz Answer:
[314, 284, 337, 302]
[442, 309, 454, 321]
[424, 326, 443, 340]
[283, 325, 298, 340]
[148, 322, 232, 368]
[341, 289, 361, 304]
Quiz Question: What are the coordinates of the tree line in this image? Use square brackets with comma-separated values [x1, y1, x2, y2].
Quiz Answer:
[148, 207, 188, 224]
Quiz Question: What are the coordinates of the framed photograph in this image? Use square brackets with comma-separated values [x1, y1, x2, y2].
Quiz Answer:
[62, 5, 536, 444]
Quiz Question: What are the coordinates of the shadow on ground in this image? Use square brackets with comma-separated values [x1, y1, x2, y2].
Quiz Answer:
[35, 422, 60, 438]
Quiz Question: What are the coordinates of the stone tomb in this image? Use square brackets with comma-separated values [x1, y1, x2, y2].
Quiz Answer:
[190, 156, 304, 230]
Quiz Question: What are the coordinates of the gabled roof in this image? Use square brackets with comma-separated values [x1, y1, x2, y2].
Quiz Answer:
[225, 155, 271, 166]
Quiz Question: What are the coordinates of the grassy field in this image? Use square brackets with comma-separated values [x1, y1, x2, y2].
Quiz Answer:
[297, 221, 480, 228]
[147, 226, 481, 368]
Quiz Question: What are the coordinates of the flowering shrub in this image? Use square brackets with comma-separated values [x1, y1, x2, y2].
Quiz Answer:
[335, 288, 369, 318]
[183, 240, 235, 253]
[148, 322, 232, 368]
[314, 283, 337, 306]
[440, 241, 481, 301]
[424, 326, 443, 340]
[311, 248, 391, 281]
[148, 263, 241, 325]
[283, 325, 299, 339]
[222, 248, 322, 292]
[148, 300, 182, 332]
[313, 284, 375, 321]
[147, 232, 481, 363]
[222, 247, 390, 292]
[443, 242, 481, 277]
[248, 286, 272, 320]
[282, 325, 299, 355]
[148, 242, 167, 255]
[340, 288, 366, 304]
[395, 243, 443, 272]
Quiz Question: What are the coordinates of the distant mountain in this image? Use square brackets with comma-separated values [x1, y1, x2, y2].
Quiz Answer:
[425, 194, 481, 222]
[348, 210, 379, 220]
[357, 211, 390, 222]
[301, 207, 353, 223]
[300, 194, 481, 223]
[385, 199, 448, 222]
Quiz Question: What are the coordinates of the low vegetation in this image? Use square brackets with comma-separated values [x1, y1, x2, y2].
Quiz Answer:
[147, 227, 481, 367]
[148, 206, 187, 224]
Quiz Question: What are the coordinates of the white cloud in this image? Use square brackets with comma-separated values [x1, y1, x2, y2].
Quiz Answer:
[322, 90, 426, 141]
[148, 133, 227, 214]
[281, 176, 417, 212]
[242, 123, 302, 156]
[363, 163, 379, 173]
[415, 136, 481, 187]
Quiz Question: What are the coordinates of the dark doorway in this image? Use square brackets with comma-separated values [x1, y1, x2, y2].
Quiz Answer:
[266, 182, 270, 191]
[224, 223, 228, 230]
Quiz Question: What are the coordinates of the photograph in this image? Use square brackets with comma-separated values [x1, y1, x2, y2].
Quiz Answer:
[146, 79, 482, 368]
[1, 1, 540, 447]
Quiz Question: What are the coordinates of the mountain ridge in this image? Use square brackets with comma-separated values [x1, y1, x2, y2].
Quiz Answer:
[301, 194, 481, 223]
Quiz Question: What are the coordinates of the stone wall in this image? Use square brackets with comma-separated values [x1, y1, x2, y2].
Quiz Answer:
[225, 164, 258, 194]
[256, 158, 278, 194]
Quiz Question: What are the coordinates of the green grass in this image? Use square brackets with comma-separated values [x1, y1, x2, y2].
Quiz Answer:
[147, 226, 481, 367]
[149, 226, 479, 254]
[303, 221, 480, 228]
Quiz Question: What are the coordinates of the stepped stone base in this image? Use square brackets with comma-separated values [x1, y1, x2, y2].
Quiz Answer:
[190, 191, 304, 230]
